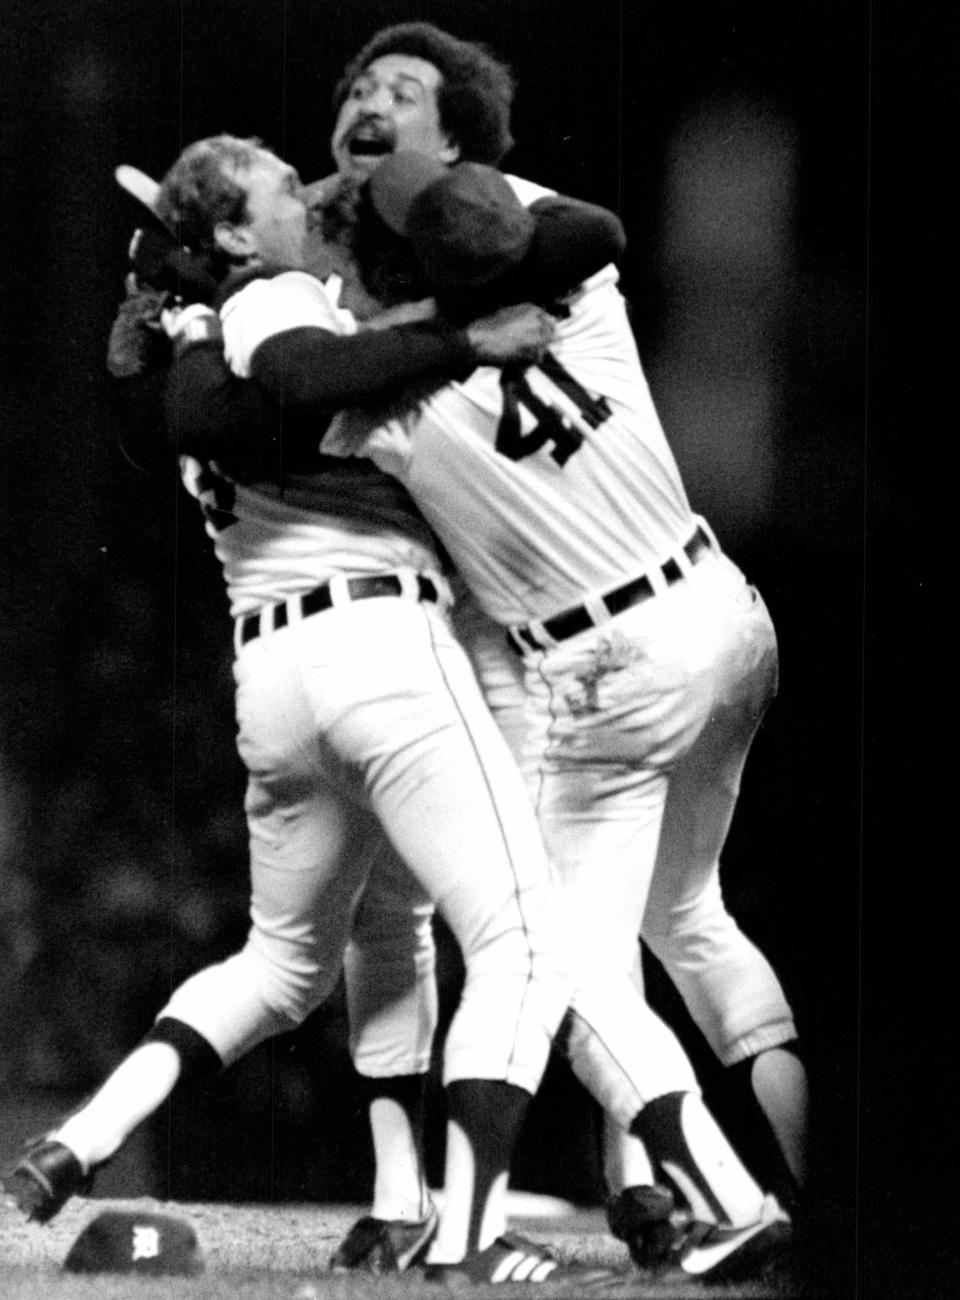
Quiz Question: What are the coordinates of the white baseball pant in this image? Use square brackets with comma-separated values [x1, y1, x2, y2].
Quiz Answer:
[160, 578, 571, 1095]
[468, 549, 797, 1076]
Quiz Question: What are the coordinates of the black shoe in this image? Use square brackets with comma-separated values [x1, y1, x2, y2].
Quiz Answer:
[673, 1196, 793, 1284]
[606, 1182, 689, 1272]
[2, 1139, 94, 1224]
[330, 1203, 439, 1273]
[423, 1232, 617, 1287]
[609, 1183, 791, 1283]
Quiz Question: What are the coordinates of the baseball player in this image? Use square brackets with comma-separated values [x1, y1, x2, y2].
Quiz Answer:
[320, 22, 809, 1255]
[163, 151, 795, 1300]
[335, 148, 807, 1264]
[3, 133, 625, 1288]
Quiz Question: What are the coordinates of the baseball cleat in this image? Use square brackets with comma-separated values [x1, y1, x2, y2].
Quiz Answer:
[606, 1182, 690, 1272]
[329, 1202, 439, 1273]
[423, 1231, 617, 1287]
[609, 1184, 791, 1282]
[2, 1139, 94, 1224]
[675, 1194, 792, 1283]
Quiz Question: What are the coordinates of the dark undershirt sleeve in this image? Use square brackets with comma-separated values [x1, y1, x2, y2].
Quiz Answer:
[432, 196, 627, 323]
[523, 196, 626, 295]
[250, 323, 474, 408]
[164, 341, 281, 462]
[163, 321, 476, 471]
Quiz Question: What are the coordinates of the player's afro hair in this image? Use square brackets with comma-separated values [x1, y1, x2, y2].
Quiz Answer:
[333, 22, 516, 166]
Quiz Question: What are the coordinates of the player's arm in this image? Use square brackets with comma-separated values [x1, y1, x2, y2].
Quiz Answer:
[163, 318, 282, 462]
[162, 295, 553, 458]
[161, 280, 471, 458]
[249, 319, 473, 408]
[250, 303, 553, 409]
[519, 194, 626, 301]
[367, 155, 626, 319]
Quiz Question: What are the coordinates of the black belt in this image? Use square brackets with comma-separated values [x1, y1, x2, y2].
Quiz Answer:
[507, 525, 714, 655]
[239, 572, 440, 646]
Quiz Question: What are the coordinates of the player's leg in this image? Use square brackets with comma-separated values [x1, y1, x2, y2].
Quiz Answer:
[537, 765, 770, 1225]
[478, 596, 787, 1277]
[362, 609, 571, 1263]
[345, 850, 437, 1224]
[296, 595, 578, 1274]
[4, 632, 374, 1222]
[332, 843, 439, 1272]
[640, 566, 807, 1198]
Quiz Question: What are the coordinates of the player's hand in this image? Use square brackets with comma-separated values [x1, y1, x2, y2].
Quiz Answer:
[363, 298, 438, 331]
[106, 285, 171, 378]
[465, 303, 555, 368]
[159, 304, 184, 337]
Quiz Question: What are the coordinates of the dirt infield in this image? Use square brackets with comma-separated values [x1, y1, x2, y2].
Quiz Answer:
[0, 1196, 809, 1300]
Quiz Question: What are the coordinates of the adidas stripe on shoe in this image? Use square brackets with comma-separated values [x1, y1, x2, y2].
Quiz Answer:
[423, 1232, 616, 1287]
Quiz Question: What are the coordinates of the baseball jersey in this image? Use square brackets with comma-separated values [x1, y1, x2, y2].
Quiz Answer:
[179, 270, 441, 618]
[323, 262, 696, 626]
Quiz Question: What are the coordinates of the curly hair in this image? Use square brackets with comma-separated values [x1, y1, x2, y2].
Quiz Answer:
[155, 135, 265, 275]
[333, 22, 516, 165]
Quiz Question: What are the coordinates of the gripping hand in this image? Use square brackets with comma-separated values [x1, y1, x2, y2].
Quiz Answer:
[465, 303, 555, 368]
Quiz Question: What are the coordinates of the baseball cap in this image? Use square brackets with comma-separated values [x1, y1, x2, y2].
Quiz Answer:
[367, 151, 535, 290]
[63, 1209, 204, 1275]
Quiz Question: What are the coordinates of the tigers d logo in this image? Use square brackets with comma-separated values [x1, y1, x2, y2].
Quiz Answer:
[131, 1223, 161, 1261]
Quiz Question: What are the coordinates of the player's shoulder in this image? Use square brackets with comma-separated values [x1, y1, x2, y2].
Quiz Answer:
[221, 268, 340, 321]
[502, 174, 557, 207]
[566, 263, 622, 301]
[220, 269, 355, 377]
[220, 267, 359, 374]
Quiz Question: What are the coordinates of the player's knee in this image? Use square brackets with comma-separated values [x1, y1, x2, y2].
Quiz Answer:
[642, 888, 737, 965]
[245, 939, 336, 1027]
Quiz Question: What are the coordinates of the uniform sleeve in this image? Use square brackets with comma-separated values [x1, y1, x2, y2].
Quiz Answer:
[250, 324, 475, 408]
[164, 340, 283, 465]
[221, 271, 350, 377]
[422, 176, 626, 322]
[221, 267, 475, 409]
[520, 196, 626, 300]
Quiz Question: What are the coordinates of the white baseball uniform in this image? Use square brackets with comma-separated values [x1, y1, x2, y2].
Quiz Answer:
[159, 268, 573, 1097]
[322, 236, 796, 1111]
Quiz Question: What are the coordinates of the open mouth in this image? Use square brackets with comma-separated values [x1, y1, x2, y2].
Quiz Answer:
[348, 136, 394, 158]
[343, 120, 396, 159]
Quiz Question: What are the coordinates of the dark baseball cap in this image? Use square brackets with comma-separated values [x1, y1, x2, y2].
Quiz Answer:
[63, 1209, 203, 1276]
[368, 151, 535, 290]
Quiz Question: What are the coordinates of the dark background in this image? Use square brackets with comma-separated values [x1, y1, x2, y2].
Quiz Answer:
[0, 0, 922, 1292]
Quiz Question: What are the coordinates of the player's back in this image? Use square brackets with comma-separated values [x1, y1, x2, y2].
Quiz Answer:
[180, 454, 441, 619]
[329, 266, 696, 626]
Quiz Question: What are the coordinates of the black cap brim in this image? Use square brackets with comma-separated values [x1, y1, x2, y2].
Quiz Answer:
[114, 164, 180, 246]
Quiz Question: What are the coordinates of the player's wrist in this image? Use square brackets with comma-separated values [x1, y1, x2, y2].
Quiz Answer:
[167, 304, 223, 355]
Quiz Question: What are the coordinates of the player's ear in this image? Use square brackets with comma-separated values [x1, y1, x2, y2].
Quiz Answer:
[438, 136, 461, 167]
[213, 222, 256, 261]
